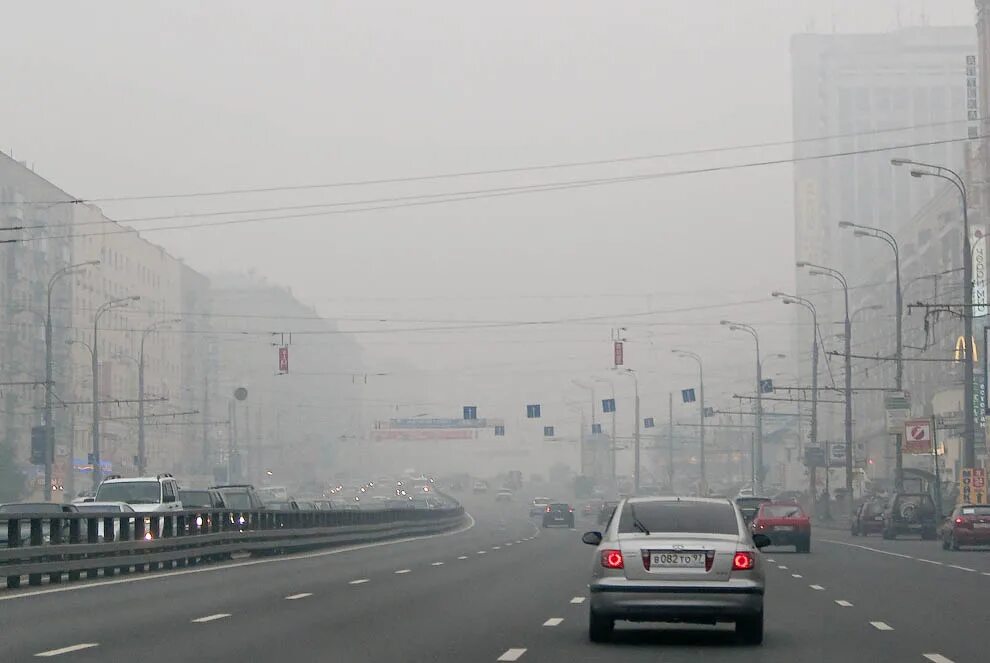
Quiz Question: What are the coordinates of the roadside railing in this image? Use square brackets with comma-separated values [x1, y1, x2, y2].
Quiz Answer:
[1, 504, 465, 589]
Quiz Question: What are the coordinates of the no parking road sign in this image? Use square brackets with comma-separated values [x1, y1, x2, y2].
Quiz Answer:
[903, 419, 932, 455]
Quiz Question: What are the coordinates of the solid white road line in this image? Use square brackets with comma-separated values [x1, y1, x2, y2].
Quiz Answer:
[0, 513, 477, 603]
[820, 540, 912, 559]
[835, 600, 853, 607]
[431, 561, 445, 566]
[543, 618, 564, 626]
[349, 578, 370, 585]
[497, 648, 527, 661]
[570, 597, 586, 604]
[791, 574, 803, 578]
[34, 644, 99, 657]
[394, 569, 411, 574]
[917, 559, 943, 566]
[285, 593, 312, 600]
[948, 564, 976, 572]
[870, 621, 894, 631]
[192, 613, 231, 623]
[923, 654, 955, 663]
[810, 585, 825, 590]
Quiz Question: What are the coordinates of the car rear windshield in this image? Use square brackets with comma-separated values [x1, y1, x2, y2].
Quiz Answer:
[95, 482, 161, 504]
[178, 491, 212, 507]
[549, 504, 569, 511]
[220, 491, 253, 509]
[761, 505, 804, 518]
[961, 506, 990, 516]
[618, 501, 739, 535]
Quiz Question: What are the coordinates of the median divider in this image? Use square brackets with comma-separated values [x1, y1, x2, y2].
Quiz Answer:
[2, 504, 466, 589]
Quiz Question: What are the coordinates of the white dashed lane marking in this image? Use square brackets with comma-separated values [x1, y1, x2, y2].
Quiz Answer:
[570, 597, 586, 604]
[431, 562, 444, 566]
[349, 578, 370, 585]
[478, 551, 487, 555]
[457, 555, 468, 560]
[923, 654, 955, 663]
[835, 600, 853, 607]
[394, 569, 411, 575]
[766, 558, 775, 563]
[285, 593, 312, 600]
[791, 574, 803, 578]
[493, 546, 501, 550]
[870, 621, 894, 631]
[497, 649, 527, 661]
[809, 585, 825, 591]
[192, 613, 231, 623]
[543, 618, 564, 626]
[778, 565, 788, 570]
[34, 644, 99, 657]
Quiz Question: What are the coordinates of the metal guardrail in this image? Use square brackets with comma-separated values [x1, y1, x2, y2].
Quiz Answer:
[2, 505, 466, 589]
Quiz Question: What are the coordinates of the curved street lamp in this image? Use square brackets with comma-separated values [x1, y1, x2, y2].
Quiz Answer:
[721, 320, 763, 493]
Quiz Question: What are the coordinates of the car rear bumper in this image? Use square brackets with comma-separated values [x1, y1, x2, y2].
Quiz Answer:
[953, 529, 990, 545]
[758, 529, 809, 545]
[590, 580, 764, 623]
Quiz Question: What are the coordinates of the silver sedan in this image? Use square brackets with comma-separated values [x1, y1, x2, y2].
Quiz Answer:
[582, 496, 770, 644]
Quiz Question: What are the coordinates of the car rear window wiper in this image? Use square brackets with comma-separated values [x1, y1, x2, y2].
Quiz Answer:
[629, 506, 650, 535]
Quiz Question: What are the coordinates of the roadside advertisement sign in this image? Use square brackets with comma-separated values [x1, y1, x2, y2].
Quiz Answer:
[614, 341, 624, 366]
[973, 226, 988, 317]
[828, 443, 847, 468]
[884, 390, 910, 434]
[960, 468, 988, 505]
[903, 419, 933, 455]
[278, 346, 289, 373]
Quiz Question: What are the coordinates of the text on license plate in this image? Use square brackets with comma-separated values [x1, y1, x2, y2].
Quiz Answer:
[974, 523, 990, 529]
[651, 552, 705, 568]
[774, 525, 795, 531]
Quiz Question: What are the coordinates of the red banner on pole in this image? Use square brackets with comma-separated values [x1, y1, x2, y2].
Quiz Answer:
[614, 341, 624, 366]
[278, 346, 289, 373]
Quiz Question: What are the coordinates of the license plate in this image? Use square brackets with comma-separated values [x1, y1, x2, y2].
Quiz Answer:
[651, 552, 705, 568]
[974, 523, 990, 529]
[774, 525, 795, 531]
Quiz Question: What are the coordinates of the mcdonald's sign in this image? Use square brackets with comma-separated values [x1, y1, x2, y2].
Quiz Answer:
[953, 336, 980, 364]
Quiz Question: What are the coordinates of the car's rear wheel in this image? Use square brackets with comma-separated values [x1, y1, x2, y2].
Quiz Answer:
[950, 534, 960, 551]
[941, 535, 950, 550]
[796, 538, 811, 553]
[736, 612, 764, 645]
[850, 524, 859, 536]
[588, 610, 613, 642]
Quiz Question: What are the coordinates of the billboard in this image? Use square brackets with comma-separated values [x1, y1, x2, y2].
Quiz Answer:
[972, 226, 988, 317]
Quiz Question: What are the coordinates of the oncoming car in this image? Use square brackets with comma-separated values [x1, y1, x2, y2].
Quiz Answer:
[582, 497, 769, 644]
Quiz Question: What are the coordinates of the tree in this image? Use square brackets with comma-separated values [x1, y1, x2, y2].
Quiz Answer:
[0, 440, 26, 502]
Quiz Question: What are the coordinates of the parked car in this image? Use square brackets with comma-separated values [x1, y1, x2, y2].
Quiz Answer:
[851, 500, 885, 537]
[542, 503, 575, 528]
[581, 497, 770, 644]
[941, 504, 990, 550]
[734, 496, 772, 525]
[750, 502, 811, 553]
[882, 492, 937, 540]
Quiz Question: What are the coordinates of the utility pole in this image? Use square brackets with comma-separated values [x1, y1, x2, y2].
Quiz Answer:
[633, 377, 640, 494]
[722, 321, 762, 493]
[667, 392, 674, 488]
[673, 350, 705, 493]
[138, 318, 180, 475]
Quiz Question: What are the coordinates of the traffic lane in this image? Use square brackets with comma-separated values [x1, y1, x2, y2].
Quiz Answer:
[823, 527, 990, 571]
[770, 535, 985, 662]
[0, 506, 537, 658]
[489, 538, 936, 662]
[16, 521, 588, 663]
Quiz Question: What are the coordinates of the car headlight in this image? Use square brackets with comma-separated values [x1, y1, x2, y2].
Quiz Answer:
[238, 516, 246, 526]
[144, 532, 153, 541]
[195, 516, 204, 527]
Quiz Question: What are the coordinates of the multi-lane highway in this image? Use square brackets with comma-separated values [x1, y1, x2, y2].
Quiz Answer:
[0, 493, 987, 662]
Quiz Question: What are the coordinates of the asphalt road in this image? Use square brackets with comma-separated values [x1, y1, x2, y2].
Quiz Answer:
[0, 494, 986, 662]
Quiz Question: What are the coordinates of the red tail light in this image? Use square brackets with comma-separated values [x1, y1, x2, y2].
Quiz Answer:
[601, 549, 624, 569]
[732, 551, 755, 571]
[546, 506, 551, 513]
[955, 517, 964, 525]
[569, 508, 574, 512]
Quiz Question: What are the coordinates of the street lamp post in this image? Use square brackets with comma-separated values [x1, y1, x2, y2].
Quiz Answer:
[618, 369, 640, 494]
[594, 377, 617, 486]
[44, 260, 99, 500]
[721, 320, 763, 493]
[773, 291, 820, 512]
[138, 318, 181, 475]
[92, 296, 140, 488]
[892, 158, 976, 470]
[839, 221, 904, 489]
[798, 261, 854, 518]
[672, 350, 706, 494]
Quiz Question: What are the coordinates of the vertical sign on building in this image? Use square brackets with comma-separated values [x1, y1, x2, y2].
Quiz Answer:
[613, 341, 624, 366]
[972, 227, 988, 318]
[967, 55, 979, 139]
[278, 346, 289, 374]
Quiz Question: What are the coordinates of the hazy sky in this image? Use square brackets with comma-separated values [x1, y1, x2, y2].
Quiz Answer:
[0, 0, 976, 432]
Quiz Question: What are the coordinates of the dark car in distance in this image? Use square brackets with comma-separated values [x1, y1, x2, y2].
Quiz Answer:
[941, 504, 990, 550]
[542, 503, 575, 528]
[209, 484, 267, 510]
[851, 500, 885, 537]
[882, 492, 937, 540]
[177, 489, 226, 509]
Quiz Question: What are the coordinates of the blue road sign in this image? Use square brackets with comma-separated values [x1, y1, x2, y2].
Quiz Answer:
[494, 425, 505, 436]
[602, 399, 616, 413]
[463, 406, 477, 420]
[760, 379, 774, 394]
[591, 423, 603, 434]
[526, 404, 541, 418]
[644, 417, 655, 428]
[544, 426, 555, 437]
[703, 406, 715, 418]
[682, 388, 696, 403]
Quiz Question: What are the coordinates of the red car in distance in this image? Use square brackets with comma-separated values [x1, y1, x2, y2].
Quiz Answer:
[941, 504, 990, 550]
[750, 502, 812, 553]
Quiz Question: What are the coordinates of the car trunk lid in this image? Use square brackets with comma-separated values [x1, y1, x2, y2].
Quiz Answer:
[617, 533, 741, 582]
